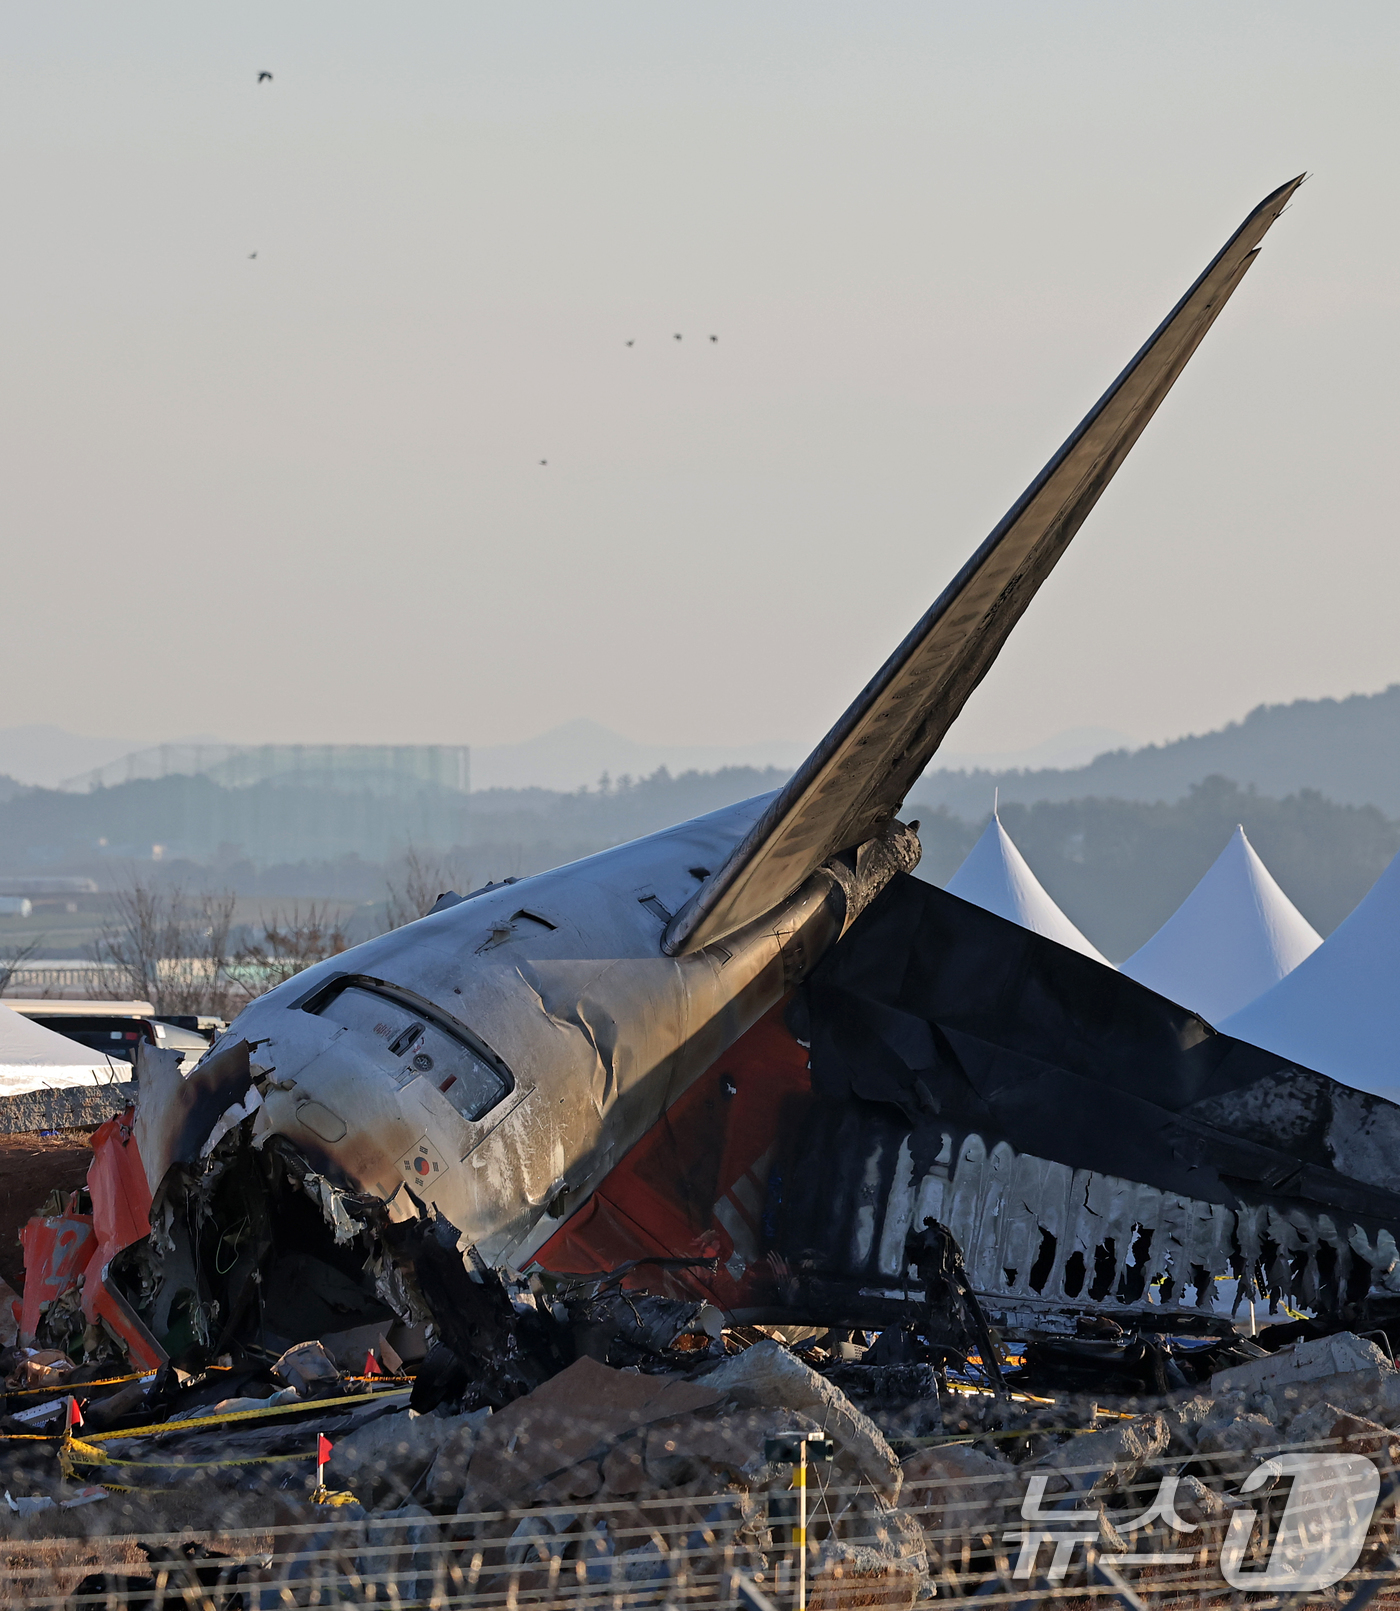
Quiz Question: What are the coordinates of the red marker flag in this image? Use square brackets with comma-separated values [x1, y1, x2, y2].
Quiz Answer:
[66, 1397, 84, 1431]
[317, 1434, 333, 1466]
[363, 1349, 383, 1377]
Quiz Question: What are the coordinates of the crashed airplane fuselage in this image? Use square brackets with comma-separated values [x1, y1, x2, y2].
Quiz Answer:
[75, 175, 1359, 1370]
[213, 808, 916, 1270]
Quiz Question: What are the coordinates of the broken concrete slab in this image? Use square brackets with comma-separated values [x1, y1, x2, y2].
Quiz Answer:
[422, 1406, 493, 1507]
[460, 1355, 723, 1509]
[357, 1503, 441, 1602]
[1285, 1402, 1400, 1462]
[1027, 1411, 1169, 1497]
[899, 1444, 1021, 1544]
[1267, 1366, 1400, 1431]
[699, 1340, 903, 1500]
[638, 1407, 810, 1493]
[326, 1405, 478, 1509]
[1192, 1405, 1281, 1468]
[1209, 1331, 1392, 1398]
[822, 1487, 928, 1577]
[1169, 1472, 1242, 1528]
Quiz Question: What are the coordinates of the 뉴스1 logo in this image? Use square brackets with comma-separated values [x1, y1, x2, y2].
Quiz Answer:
[1010, 1453, 1382, 1591]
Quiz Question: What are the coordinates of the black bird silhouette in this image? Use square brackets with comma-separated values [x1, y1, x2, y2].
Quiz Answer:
[673, 333, 682, 341]
[539, 459, 547, 466]
[625, 340, 634, 347]
[258, 71, 273, 83]
[710, 334, 718, 343]
[248, 252, 257, 259]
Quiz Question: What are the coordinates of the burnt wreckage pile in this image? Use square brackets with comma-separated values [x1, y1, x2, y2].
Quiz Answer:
[6, 873, 1400, 1566]
[782, 873, 1400, 1334]
[27, 876, 1400, 1388]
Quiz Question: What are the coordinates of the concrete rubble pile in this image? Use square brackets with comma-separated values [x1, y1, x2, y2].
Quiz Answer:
[6, 1048, 1400, 1603]
[5, 1270, 1400, 1607]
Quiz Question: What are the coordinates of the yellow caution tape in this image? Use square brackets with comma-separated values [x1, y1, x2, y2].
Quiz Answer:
[60, 1392, 410, 1474]
[7, 1368, 160, 1399]
[76, 1384, 409, 1446]
[62, 1438, 110, 1467]
[65, 1442, 318, 1471]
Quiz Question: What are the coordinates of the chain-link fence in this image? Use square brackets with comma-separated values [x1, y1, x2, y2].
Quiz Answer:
[7, 1431, 1400, 1611]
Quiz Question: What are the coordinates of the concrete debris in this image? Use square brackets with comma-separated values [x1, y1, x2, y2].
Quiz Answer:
[8, 1062, 1400, 1596]
[321, 1406, 479, 1509]
[357, 1503, 439, 1602]
[1286, 1403, 1400, 1461]
[900, 1443, 1022, 1543]
[1027, 1410, 1170, 1504]
[15, 1297, 1400, 1603]
[1209, 1328, 1391, 1396]
[458, 1355, 723, 1510]
[423, 1406, 493, 1505]
[699, 1340, 903, 1500]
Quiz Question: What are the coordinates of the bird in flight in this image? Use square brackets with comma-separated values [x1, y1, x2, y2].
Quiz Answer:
[258, 71, 273, 83]
[539, 459, 547, 466]
[248, 252, 257, 260]
[710, 335, 718, 343]
[673, 333, 682, 341]
[625, 340, 634, 347]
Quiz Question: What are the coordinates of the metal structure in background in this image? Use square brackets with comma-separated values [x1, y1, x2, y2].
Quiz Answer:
[59, 744, 471, 798]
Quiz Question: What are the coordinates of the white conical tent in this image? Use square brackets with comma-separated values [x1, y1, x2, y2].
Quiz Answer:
[1120, 826, 1321, 1023]
[945, 814, 1110, 964]
[0, 1000, 122, 1096]
[1222, 847, 1400, 1100]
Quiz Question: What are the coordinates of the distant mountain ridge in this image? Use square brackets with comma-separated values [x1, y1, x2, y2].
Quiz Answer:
[7, 684, 1400, 818]
[916, 686, 1400, 817]
[469, 719, 807, 792]
[0, 717, 1130, 795]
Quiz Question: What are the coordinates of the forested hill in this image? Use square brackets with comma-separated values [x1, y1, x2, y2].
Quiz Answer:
[918, 685, 1400, 818]
[908, 778, 1399, 959]
[6, 689, 1400, 959]
[0, 765, 790, 872]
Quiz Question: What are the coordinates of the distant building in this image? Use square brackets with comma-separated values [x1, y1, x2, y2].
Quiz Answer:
[61, 744, 470, 798]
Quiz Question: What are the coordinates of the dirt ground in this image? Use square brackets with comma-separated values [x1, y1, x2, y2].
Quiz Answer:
[0, 1131, 93, 1291]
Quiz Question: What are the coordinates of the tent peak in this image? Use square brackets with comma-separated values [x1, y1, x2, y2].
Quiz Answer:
[1122, 826, 1319, 1024]
[1222, 845, 1400, 1099]
[945, 815, 1109, 965]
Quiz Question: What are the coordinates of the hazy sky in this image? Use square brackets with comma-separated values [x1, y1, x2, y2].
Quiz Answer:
[4, 4, 1399, 757]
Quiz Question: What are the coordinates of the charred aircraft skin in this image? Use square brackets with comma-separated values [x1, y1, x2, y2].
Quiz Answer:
[212, 801, 918, 1271]
[778, 874, 1400, 1331]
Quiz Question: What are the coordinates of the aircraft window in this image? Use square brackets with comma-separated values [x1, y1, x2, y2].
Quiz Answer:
[312, 984, 510, 1122]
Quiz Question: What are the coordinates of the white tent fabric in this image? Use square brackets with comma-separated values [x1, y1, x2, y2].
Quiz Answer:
[1120, 826, 1321, 1024]
[1221, 847, 1400, 1100]
[945, 814, 1110, 964]
[0, 1000, 124, 1097]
